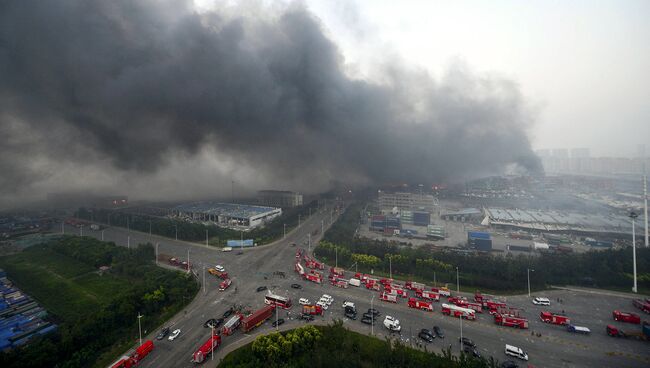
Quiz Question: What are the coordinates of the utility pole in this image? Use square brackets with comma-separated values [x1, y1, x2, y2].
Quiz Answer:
[137, 313, 143, 346]
[80, 224, 83, 237]
[206, 229, 209, 247]
[456, 267, 460, 293]
[101, 229, 105, 241]
[155, 243, 159, 265]
[527, 268, 534, 297]
[283, 224, 286, 239]
[203, 266, 206, 294]
[630, 211, 638, 293]
[298, 214, 301, 227]
[335, 246, 338, 268]
[644, 174, 648, 248]
[61, 222, 64, 234]
[127, 235, 130, 249]
[308, 233, 311, 253]
[187, 249, 190, 273]
[371, 293, 375, 336]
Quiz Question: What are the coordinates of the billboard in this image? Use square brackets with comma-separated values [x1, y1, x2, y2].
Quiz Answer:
[227, 239, 254, 247]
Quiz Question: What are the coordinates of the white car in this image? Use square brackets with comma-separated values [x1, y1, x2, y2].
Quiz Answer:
[532, 297, 551, 306]
[299, 298, 310, 305]
[168, 329, 181, 341]
[342, 301, 355, 309]
[322, 294, 333, 305]
[215, 265, 225, 272]
[317, 299, 329, 310]
[383, 316, 401, 332]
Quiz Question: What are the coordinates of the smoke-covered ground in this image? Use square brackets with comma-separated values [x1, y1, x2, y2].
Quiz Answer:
[0, 0, 541, 207]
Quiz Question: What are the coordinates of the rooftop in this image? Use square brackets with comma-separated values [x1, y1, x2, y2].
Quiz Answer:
[175, 202, 279, 219]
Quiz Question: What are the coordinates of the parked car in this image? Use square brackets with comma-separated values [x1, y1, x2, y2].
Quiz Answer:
[459, 337, 475, 347]
[299, 314, 314, 322]
[345, 310, 357, 320]
[532, 297, 551, 306]
[168, 329, 181, 341]
[156, 327, 170, 340]
[256, 286, 268, 292]
[367, 308, 380, 316]
[361, 316, 375, 325]
[433, 326, 444, 338]
[463, 345, 481, 358]
[204, 319, 217, 328]
[500, 361, 519, 368]
[322, 294, 334, 305]
[272, 318, 285, 327]
[299, 298, 310, 305]
[215, 265, 225, 272]
[419, 330, 434, 342]
[223, 308, 234, 318]
[291, 283, 302, 289]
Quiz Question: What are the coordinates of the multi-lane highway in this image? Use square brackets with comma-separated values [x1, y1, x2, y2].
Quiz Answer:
[61, 204, 650, 368]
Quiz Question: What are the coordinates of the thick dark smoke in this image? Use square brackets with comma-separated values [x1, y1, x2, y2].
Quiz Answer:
[0, 0, 542, 206]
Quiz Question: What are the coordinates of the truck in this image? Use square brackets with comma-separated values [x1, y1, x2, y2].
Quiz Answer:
[461, 301, 483, 313]
[208, 268, 229, 279]
[441, 303, 476, 320]
[331, 279, 349, 288]
[448, 296, 468, 306]
[109, 340, 154, 368]
[607, 323, 650, 340]
[379, 292, 398, 303]
[485, 300, 507, 314]
[383, 316, 402, 332]
[384, 287, 408, 298]
[405, 281, 426, 291]
[379, 278, 394, 286]
[222, 314, 242, 336]
[407, 298, 433, 312]
[349, 278, 361, 287]
[295, 262, 305, 276]
[302, 304, 324, 316]
[633, 299, 650, 314]
[431, 287, 451, 297]
[241, 305, 275, 333]
[304, 272, 322, 284]
[305, 259, 325, 270]
[567, 324, 590, 334]
[90, 224, 101, 230]
[494, 313, 529, 329]
[540, 311, 570, 325]
[613, 310, 641, 324]
[415, 290, 440, 301]
[365, 281, 381, 291]
[330, 267, 345, 277]
[191, 334, 221, 363]
[219, 278, 232, 291]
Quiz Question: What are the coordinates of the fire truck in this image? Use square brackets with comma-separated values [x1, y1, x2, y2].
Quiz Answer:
[407, 298, 433, 312]
[384, 287, 408, 298]
[302, 304, 324, 315]
[219, 278, 232, 291]
[365, 281, 381, 291]
[379, 278, 394, 286]
[191, 334, 221, 363]
[109, 340, 154, 368]
[330, 267, 345, 277]
[613, 310, 641, 324]
[405, 281, 426, 291]
[486, 300, 508, 314]
[379, 292, 398, 303]
[295, 262, 305, 276]
[304, 270, 322, 284]
[431, 287, 451, 297]
[331, 278, 349, 288]
[222, 314, 242, 335]
[415, 289, 440, 301]
[448, 296, 468, 306]
[305, 259, 325, 270]
[633, 299, 650, 314]
[540, 311, 570, 325]
[441, 303, 476, 320]
[494, 313, 529, 329]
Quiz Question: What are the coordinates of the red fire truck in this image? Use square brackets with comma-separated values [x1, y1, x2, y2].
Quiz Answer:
[633, 299, 650, 314]
[295, 262, 305, 276]
[191, 334, 221, 363]
[431, 287, 451, 297]
[407, 298, 433, 312]
[365, 281, 381, 291]
[494, 313, 529, 329]
[110, 340, 154, 368]
[304, 270, 322, 284]
[415, 289, 440, 301]
[379, 292, 398, 303]
[219, 278, 232, 291]
[613, 310, 641, 324]
[222, 314, 242, 336]
[540, 311, 570, 325]
[331, 278, 349, 288]
[441, 303, 476, 320]
[302, 304, 324, 316]
[405, 281, 426, 291]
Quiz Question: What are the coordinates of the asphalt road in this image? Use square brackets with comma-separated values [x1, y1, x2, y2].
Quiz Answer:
[60, 203, 650, 368]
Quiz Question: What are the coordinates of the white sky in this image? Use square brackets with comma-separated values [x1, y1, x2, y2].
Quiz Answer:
[196, 0, 650, 157]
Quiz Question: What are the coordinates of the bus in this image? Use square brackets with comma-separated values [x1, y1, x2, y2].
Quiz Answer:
[264, 292, 292, 309]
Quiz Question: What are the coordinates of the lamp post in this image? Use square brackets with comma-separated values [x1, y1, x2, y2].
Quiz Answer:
[211, 325, 215, 361]
[149, 220, 152, 238]
[321, 220, 324, 234]
[371, 293, 375, 336]
[298, 214, 301, 227]
[283, 224, 286, 239]
[206, 229, 208, 247]
[80, 224, 83, 237]
[101, 229, 105, 241]
[527, 268, 534, 297]
[137, 313, 143, 346]
[630, 211, 638, 293]
[155, 243, 159, 265]
[174, 224, 178, 241]
[456, 267, 460, 293]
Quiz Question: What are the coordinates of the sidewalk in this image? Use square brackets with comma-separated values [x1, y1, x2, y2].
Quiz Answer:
[549, 285, 648, 299]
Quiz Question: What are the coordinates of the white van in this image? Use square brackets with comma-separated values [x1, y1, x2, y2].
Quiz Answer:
[532, 297, 550, 306]
[349, 278, 361, 287]
[505, 344, 528, 361]
[222, 247, 233, 252]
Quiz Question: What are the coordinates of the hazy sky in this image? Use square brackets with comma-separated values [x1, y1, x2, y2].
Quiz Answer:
[204, 0, 650, 157]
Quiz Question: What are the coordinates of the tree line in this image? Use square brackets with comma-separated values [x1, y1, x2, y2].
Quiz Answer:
[75, 200, 317, 247]
[0, 236, 198, 368]
[220, 321, 498, 368]
[316, 203, 650, 292]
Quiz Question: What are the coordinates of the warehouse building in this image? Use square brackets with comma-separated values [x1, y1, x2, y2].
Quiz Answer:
[257, 190, 303, 208]
[174, 202, 281, 229]
[378, 191, 437, 213]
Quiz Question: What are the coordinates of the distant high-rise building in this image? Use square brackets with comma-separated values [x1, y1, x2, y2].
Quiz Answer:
[535, 149, 551, 158]
[570, 148, 590, 158]
[257, 190, 303, 208]
[637, 144, 647, 158]
[378, 191, 436, 213]
[551, 148, 569, 158]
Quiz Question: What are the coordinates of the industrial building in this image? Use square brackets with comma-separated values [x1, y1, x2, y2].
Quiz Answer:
[441, 208, 483, 222]
[173, 202, 281, 229]
[378, 191, 437, 213]
[257, 190, 303, 208]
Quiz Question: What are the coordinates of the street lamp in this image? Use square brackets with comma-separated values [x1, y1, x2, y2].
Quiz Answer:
[298, 214, 301, 227]
[137, 313, 143, 346]
[80, 224, 83, 237]
[174, 224, 178, 241]
[101, 229, 105, 241]
[630, 211, 638, 293]
[456, 267, 460, 293]
[283, 224, 286, 239]
[370, 293, 375, 336]
[527, 268, 535, 297]
[149, 220, 152, 238]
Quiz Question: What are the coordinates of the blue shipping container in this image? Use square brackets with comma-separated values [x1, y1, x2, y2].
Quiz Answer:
[226, 239, 254, 247]
[468, 231, 491, 240]
[413, 212, 431, 226]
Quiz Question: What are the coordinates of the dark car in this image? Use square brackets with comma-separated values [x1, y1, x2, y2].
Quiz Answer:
[362, 312, 376, 320]
[345, 310, 357, 320]
[500, 361, 519, 368]
[256, 286, 268, 292]
[272, 318, 285, 327]
[463, 345, 481, 358]
[433, 326, 444, 338]
[299, 314, 314, 322]
[459, 337, 475, 347]
[156, 327, 170, 340]
[223, 309, 234, 318]
[203, 319, 217, 328]
[420, 329, 435, 339]
[291, 283, 302, 289]
[367, 308, 380, 316]
[418, 331, 434, 343]
[361, 316, 375, 325]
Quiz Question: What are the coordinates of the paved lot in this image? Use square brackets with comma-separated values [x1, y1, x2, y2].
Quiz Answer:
[59, 203, 649, 368]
